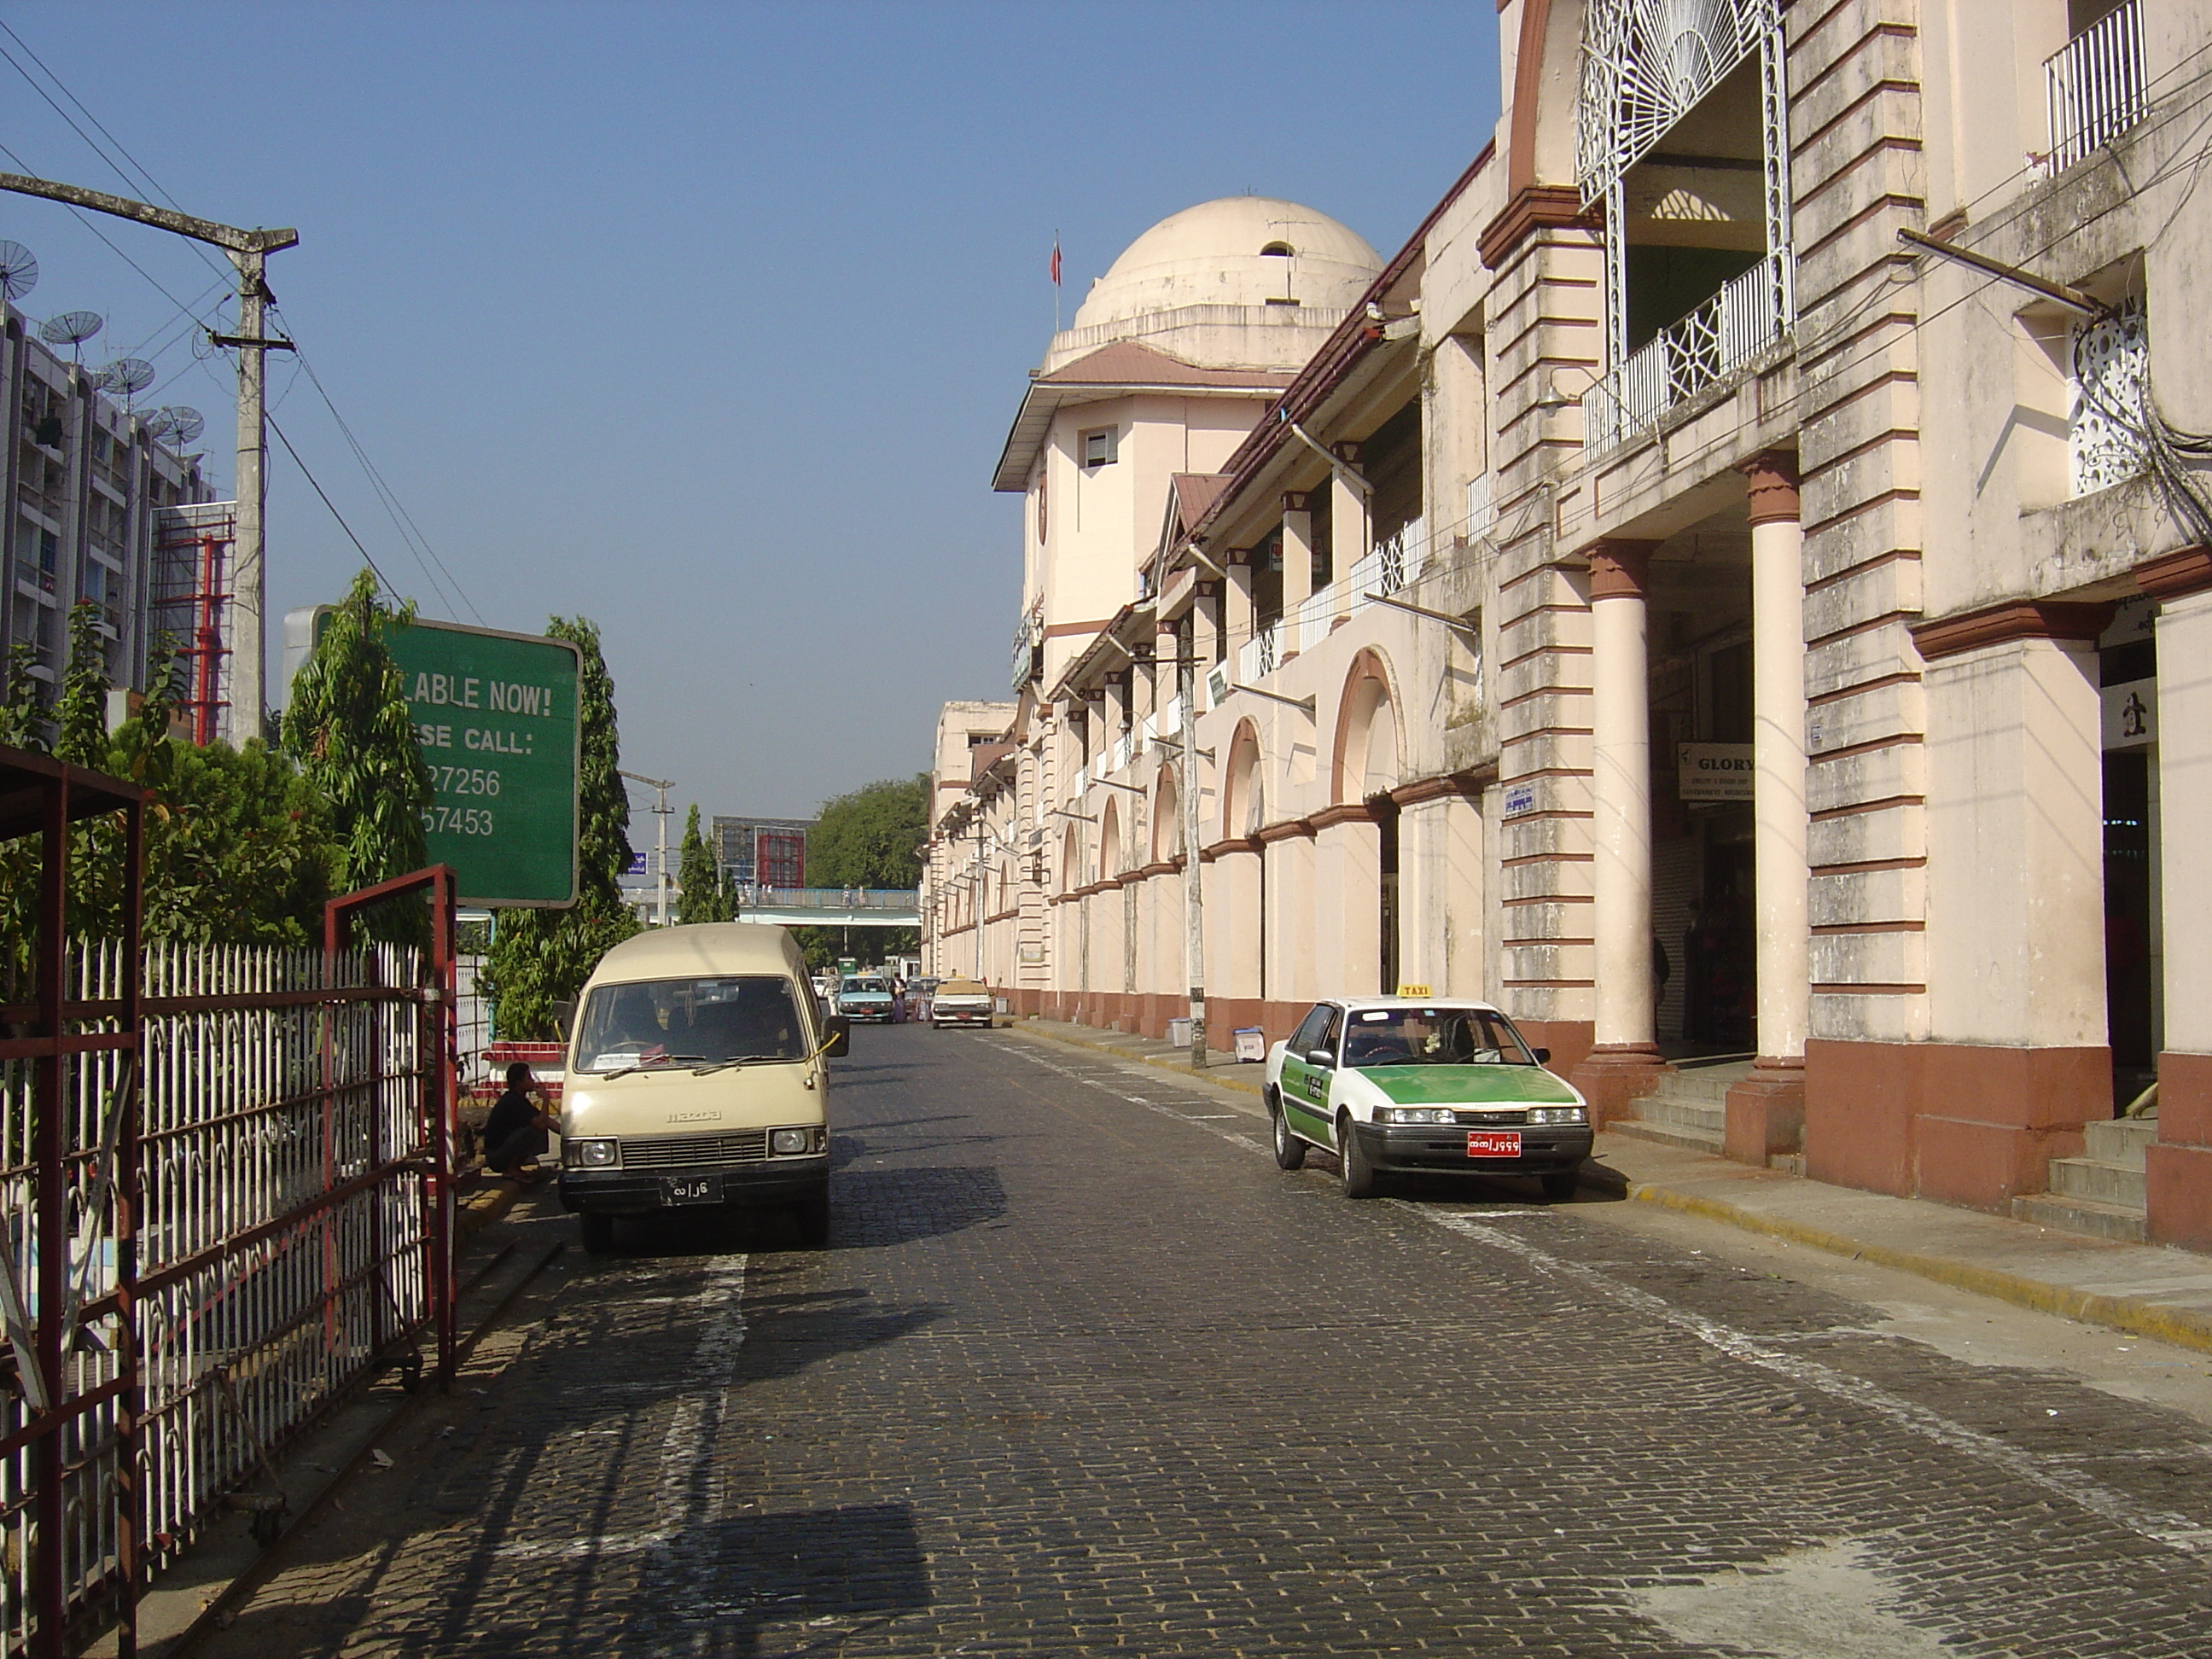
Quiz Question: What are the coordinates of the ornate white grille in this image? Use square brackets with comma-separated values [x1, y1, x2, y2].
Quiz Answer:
[1585, 252, 1789, 451]
[2072, 297, 2149, 496]
[1575, 0, 1777, 202]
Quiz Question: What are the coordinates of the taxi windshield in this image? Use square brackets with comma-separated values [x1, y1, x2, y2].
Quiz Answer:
[842, 979, 889, 995]
[1341, 1007, 1537, 1068]
[575, 975, 807, 1073]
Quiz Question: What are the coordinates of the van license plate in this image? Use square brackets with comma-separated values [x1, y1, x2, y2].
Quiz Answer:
[663, 1174, 723, 1206]
[1467, 1131, 1522, 1158]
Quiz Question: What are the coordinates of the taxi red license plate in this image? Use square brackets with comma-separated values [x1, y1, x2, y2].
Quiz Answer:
[1467, 1130, 1522, 1158]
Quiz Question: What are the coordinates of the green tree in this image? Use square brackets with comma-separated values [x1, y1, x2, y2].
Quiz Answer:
[0, 641, 44, 751]
[789, 776, 926, 967]
[480, 615, 639, 1039]
[675, 803, 730, 924]
[54, 602, 107, 765]
[281, 569, 432, 940]
[3, 635, 341, 992]
[807, 775, 928, 889]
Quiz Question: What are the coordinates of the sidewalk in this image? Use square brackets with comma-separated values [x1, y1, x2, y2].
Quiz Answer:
[1007, 1016, 2212, 1358]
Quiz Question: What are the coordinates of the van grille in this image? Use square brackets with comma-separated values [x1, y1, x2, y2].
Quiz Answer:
[620, 1129, 769, 1170]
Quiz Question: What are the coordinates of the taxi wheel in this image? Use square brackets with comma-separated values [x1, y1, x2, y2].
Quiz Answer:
[579, 1212, 617, 1255]
[1541, 1170, 1580, 1202]
[1337, 1114, 1379, 1200]
[1269, 1096, 1307, 1171]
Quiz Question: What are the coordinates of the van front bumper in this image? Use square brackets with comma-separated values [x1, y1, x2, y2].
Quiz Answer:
[559, 1155, 830, 1215]
[1350, 1121, 1592, 1176]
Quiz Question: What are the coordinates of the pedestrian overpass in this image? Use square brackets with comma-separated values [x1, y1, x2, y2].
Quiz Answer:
[731, 888, 920, 928]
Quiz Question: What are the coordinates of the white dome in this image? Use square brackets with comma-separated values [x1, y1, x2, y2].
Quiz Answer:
[1070, 197, 1382, 333]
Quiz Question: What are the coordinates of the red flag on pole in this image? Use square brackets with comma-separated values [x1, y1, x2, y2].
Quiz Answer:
[1050, 234, 1062, 286]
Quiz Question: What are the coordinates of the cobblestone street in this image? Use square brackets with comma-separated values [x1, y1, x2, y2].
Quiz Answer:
[199, 1025, 2212, 1657]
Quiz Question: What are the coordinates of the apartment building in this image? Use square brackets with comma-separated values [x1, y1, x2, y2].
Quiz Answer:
[5, 296, 213, 714]
[928, 0, 2212, 1247]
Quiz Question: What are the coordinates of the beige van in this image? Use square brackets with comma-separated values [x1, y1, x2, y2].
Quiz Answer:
[556, 923, 847, 1252]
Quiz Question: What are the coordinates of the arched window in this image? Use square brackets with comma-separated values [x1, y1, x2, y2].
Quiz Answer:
[1260, 241, 1294, 257]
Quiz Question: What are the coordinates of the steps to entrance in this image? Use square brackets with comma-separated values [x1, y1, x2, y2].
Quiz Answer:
[2011, 1117, 2157, 1243]
[1608, 1061, 1755, 1157]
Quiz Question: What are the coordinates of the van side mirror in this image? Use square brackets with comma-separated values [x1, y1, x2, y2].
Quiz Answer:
[1307, 1048, 1336, 1069]
[1531, 1046, 1551, 1064]
[551, 999, 575, 1041]
[825, 1015, 851, 1058]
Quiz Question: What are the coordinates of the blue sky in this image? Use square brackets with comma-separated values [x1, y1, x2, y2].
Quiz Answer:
[3, 2, 1500, 819]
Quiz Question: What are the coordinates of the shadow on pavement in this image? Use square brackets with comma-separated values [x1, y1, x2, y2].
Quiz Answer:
[625, 1501, 932, 1656]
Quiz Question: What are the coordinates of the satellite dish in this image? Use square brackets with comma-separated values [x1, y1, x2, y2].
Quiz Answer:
[97, 358, 156, 401]
[0, 242, 36, 304]
[39, 311, 104, 359]
[146, 405, 204, 446]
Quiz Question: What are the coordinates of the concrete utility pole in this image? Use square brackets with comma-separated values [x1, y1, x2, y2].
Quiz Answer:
[0, 173, 296, 739]
[620, 771, 676, 925]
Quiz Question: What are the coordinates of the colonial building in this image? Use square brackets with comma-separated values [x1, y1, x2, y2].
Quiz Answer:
[928, 0, 2212, 1249]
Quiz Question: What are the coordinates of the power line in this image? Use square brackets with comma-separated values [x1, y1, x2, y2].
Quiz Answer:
[271, 312, 483, 623]
[266, 411, 399, 598]
[0, 30, 480, 623]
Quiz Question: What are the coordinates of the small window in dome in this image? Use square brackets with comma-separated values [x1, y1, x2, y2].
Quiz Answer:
[1260, 242, 1294, 257]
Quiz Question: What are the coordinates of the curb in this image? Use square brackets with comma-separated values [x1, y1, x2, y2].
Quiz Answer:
[1013, 1021, 2212, 1359]
[1627, 1181, 2212, 1359]
[1009, 1021, 1266, 1100]
[457, 1177, 526, 1236]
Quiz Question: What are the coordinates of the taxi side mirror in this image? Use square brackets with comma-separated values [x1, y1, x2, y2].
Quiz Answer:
[1531, 1046, 1551, 1064]
[551, 999, 575, 1041]
[1307, 1048, 1336, 1069]
[825, 1015, 851, 1057]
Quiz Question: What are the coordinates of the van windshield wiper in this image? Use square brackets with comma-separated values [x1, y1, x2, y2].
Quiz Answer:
[595, 1054, 708, 1080]
[690, 1054, 793, 1076]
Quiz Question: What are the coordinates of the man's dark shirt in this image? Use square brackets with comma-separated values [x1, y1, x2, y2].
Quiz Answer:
[486, 1086, 538, 1150]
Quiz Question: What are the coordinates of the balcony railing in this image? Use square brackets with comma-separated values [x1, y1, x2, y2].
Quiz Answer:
[1110, 731, 1132, 772]
[2046, 0, 2145, 176]
[1584, 252, 1790, 454]
[1226, 520, 1431, 690]
[1071, 762, 1090, 798]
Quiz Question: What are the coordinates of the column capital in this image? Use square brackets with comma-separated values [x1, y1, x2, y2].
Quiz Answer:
[1586, 538, 1659, 601]
[1282, 491, 1310, 514]
[1741, 450, 1802, 526]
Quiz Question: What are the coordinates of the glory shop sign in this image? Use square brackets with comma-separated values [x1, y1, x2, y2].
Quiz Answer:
[314, 612, 581, 906]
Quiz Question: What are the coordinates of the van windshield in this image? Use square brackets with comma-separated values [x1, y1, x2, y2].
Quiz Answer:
[1341, 1007, 1538, 1068]
[574, 975, 808, 1073]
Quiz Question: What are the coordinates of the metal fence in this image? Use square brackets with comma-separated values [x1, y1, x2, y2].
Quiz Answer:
[0, 936, 437, 1656]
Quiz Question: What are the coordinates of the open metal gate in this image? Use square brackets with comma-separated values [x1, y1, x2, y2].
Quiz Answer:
[0, 743, 458, 1656]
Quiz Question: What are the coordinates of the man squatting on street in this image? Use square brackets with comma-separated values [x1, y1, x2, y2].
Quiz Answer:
[484, 1062, 558, 1185]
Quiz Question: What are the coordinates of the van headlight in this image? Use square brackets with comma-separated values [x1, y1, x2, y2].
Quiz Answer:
[770, 1128, 812, 1155]
[564, 1138, 620, 1167]
[1376, 1107, 1458, 1125]
[1528, 1106, 1587, 1125]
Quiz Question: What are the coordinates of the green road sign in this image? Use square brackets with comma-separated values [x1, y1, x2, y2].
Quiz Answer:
[311, 612, 581, 907]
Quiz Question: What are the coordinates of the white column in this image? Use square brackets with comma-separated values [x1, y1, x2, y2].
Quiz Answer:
[1588, 541, 1656, 1047]
[1281, 493, 1313, 653]
[1747, 457, 1810, 1063]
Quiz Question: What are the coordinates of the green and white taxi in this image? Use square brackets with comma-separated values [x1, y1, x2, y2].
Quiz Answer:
[1263, 998, 1592, 1200]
